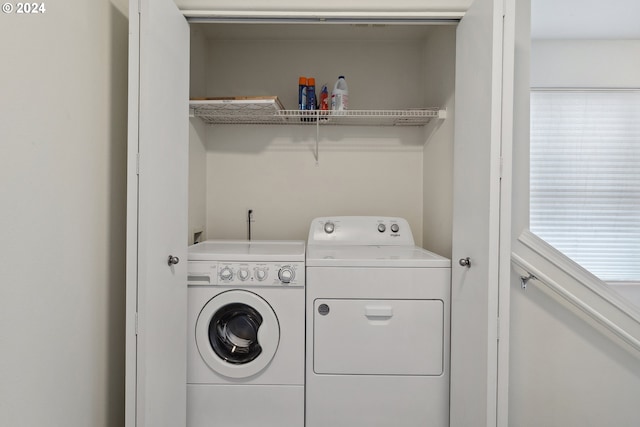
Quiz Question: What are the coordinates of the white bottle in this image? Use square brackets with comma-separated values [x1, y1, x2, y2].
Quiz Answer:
[331, 75, 349, 112]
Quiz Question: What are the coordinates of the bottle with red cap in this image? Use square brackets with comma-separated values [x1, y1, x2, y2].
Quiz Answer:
[320, 84, 329, 111]
[319, 84, 329, 120]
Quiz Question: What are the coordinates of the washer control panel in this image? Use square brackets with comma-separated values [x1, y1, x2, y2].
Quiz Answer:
[188, 261, 304, 287]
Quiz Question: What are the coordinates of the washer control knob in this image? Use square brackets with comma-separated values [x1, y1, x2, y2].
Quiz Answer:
[324, 221, 335, 234]
[255, 267, 268, 281]
[238, 268, 250, 281]
[377, 223, 386, 233]
[278, 266, 295, 284]
[390, 223, 399, 233]
[219, 266, 234, 282]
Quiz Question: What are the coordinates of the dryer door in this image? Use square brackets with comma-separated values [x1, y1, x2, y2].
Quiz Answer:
[313, 298, 444, 375]
[195, 290, 280, 378]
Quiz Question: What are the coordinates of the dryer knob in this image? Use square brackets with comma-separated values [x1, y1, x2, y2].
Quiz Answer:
[278, 266, 295, 284]
[219, 266, 234, 282]
[377, 223, 386, 232]
[324, 221, 335, 234]
[390, 223, 399, 233]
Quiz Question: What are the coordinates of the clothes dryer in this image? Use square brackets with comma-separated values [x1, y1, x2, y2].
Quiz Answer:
[187, 240, 305, 427]
[305, 217, 451, 427]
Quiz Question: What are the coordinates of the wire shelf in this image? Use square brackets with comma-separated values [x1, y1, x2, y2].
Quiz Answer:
[189, 99, 446, 126]
[277, 109, 445, 126]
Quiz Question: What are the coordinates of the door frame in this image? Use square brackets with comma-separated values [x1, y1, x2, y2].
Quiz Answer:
[125, 1, 141, 424]
[497, 0, 516, 425]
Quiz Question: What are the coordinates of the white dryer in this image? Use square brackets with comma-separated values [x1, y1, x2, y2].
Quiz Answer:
[187, 240, 305, 427]
[305, 217, 451, 427]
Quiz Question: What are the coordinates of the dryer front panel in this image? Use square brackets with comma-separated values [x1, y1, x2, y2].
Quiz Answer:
[196, 290, 280, 379]
[313, 298, 444, 376]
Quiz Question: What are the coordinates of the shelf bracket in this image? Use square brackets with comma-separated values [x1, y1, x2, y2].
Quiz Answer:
[314, 118, 320, 165]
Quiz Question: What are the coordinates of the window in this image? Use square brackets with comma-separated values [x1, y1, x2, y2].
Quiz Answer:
[530, 90, 640, 283]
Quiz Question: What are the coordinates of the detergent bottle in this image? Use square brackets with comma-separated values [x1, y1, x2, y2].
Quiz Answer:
[331, 75, 348, 112]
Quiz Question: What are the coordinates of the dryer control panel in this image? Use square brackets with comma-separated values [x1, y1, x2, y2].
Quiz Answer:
[308, 216, 415, 246]
[187, 261, 304, 287]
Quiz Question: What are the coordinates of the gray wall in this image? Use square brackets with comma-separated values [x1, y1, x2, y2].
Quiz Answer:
[0, 1, 129, 426]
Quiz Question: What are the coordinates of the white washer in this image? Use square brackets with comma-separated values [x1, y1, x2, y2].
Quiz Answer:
[305, 217, 451, 427]
[187, 240, 305, 427]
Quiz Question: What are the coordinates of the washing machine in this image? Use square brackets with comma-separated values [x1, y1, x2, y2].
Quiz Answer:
[305, 217, 451, 427]
[187, 240, 305, 427]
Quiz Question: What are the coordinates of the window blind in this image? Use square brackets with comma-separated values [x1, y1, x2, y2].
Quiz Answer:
[530, 90, 640, 282]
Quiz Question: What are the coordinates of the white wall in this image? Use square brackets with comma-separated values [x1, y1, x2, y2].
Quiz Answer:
[189, 27, 209, 244]
[422, 26, 456, 258]
[531, 40, 640, 88]
[509, 34, 640, 426]
[0, 1, 128, 426]
[204, 127, 425, 241]
[189, 118, 208, 244]
[509, 283, 640, 426]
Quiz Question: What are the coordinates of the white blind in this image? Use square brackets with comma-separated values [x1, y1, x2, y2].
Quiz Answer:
[530, 90, 640, 282]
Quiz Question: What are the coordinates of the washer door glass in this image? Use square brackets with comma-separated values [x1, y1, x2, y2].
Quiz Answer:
[210, 303, 263, 364]
[195, 290, 280, 379]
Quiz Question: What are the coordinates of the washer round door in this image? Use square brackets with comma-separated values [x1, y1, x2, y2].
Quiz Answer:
[195, 290, 280, 378]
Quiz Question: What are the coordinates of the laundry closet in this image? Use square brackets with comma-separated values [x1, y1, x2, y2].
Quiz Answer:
[126, 0, 515, 426]
[187, 23, 456, 252]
